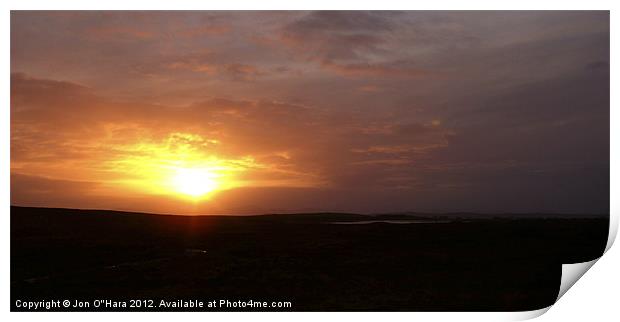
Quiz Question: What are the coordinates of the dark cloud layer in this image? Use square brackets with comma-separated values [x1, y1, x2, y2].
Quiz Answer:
[10, 11, 609, 214]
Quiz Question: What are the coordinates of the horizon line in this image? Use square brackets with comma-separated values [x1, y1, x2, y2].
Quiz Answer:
[9, 205, 610, 218]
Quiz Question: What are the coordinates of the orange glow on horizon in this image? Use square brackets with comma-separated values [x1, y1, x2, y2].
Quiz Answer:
[103, 132, 256, 201]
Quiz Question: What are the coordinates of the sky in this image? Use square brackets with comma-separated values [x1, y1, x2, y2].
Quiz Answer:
[10, 11, 609, 215]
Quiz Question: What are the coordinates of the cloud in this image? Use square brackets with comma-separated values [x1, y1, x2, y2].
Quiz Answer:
[586, 60, 609, 71]
[284, 11, 395, 34]
[83, 11, 231, 41]
[87, 26, 156, 40]
[279, 11, 395, 61]
[278, 11, 433, 78]
[10, 11, 610, 214]
[11, 72, 93, 111]
[11, 173, 102, 208]
[223, 63, 265, 81]
[164, 55, 266, 81]
[320, 60, 429, 78]
[177, 25, 231, 38]
[11, 73, 455, 200]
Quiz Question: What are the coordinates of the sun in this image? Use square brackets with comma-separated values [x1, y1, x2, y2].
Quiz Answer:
[171, 168, 220, 198]
[107, 133, 259, 200]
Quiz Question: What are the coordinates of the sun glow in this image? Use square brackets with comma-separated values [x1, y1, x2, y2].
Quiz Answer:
[171, 167, 220, 197]
[104, 132, 259, 201]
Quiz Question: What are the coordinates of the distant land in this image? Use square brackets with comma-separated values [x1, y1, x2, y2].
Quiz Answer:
[11, 206, 608, 311]
[9, 205, 609, 218]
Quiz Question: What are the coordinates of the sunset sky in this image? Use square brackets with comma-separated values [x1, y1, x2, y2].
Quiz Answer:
[10, 11, 609, 215]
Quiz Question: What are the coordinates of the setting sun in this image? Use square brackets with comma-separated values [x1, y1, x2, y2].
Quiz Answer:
[172, 168, 220, 198]
[95, 132, 259, 201]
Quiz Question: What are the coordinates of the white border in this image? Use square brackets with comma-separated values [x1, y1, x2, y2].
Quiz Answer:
[2, 1, 617, 321]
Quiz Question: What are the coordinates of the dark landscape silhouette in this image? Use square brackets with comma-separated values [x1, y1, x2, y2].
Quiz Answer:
[11, 206, 608, 311]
